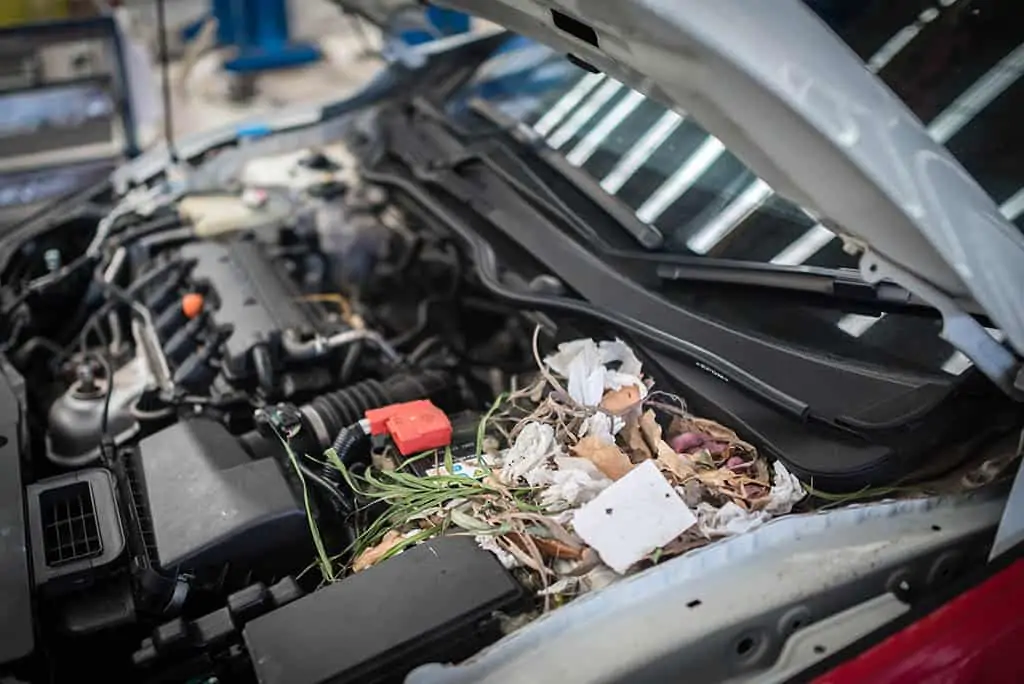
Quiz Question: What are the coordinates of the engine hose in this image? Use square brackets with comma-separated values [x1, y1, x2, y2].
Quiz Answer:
[297, 460, 354, 516]
[299, 370, 449, 452]
[252, 344, 276, 396]
[237, 370, 451, 492]
[282, 328, 400, 363]
[302, 378, 389, 448]
[110, 213, 182, 247]
[331, 423, 368, 467]
[137, 226, 196, 254]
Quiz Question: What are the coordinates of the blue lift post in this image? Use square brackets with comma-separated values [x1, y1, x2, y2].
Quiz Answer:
[210, 0, 320, 73]
[397, 5, 471, 46]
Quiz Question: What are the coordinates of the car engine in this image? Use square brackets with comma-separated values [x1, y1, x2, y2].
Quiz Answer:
[0, 139, 548, 683]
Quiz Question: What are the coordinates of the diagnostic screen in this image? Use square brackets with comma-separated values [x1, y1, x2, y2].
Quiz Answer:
[0, 80, 116, 159]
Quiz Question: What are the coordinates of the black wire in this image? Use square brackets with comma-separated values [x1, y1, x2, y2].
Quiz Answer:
[58, 258, 184, 361]
[388, 297, 437, 348]
[296, 460, 354, 516]
[12, 336, 65, 363]
[408, 335, 445, 364]
[340, 341, 363, 384]
[1, 252, 96, 316]
[155, 0, 178, 162]
[82, 351, 115, 456]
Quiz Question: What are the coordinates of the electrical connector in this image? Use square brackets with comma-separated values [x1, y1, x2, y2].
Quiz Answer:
[364, 400, 452, 456]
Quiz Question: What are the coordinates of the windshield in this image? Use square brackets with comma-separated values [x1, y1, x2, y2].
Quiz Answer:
[450, 2, 1018, 379]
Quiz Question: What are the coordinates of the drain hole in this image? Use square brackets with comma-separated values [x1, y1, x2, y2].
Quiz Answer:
[551, 10, 599, 47]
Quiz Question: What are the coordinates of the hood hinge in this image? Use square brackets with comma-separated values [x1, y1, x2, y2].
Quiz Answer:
[859, 250, 1023, 399]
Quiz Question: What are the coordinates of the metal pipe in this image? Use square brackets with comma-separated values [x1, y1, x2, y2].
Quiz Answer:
[281, 328, 400, 363]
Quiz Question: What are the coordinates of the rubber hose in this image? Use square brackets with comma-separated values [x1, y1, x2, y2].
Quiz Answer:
[237, 371, 452, 466]
[304, 370, 449, 449]
[111, 213, 182, 246]
[252, 344, 276, 395]
[331, 423, 367, 466]
[305, 378, 389, 440]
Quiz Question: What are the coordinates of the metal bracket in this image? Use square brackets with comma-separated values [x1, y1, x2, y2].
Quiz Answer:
[990, 428, 1024, 561]
[859, 250, 1023, 399]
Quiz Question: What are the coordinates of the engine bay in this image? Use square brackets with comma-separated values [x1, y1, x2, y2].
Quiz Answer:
[0, 87, 1015, 684]
[0, 127, 577, 680]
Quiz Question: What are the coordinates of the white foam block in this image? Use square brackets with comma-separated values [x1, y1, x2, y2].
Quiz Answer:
[572, 460, 697, 574]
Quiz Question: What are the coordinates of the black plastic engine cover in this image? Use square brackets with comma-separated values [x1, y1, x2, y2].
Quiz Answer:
[178, 240, 317, 378]
[131, 418, 306, 572]
[243, 536, 524, 684]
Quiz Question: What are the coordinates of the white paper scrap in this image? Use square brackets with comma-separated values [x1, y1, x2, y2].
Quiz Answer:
[572, 460, 697, 574]
[578, 412, 622, 443]
[764, 461, 806, 515]
[475, 535, 520, 569]
[696, 501, 770, 537]
[501, 422, 560, 486]
[539, 456, 613, 511]
[544, 338, 647, 406]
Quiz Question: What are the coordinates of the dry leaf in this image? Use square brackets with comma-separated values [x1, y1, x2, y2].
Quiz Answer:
[353, 530, 403, 572]
[689, 417, 741, 442]
[672, 416, 758, 457]
[620, 416, 653, 462]
[656, 448, 696, 483]
[659, 530, 710, 558]
[509, 533, 584, 560]
[564, 547, 603, 576]
[639, 410, 664, 454]
[510, 511, 584, 551]
[572, 435, 634, 480]
[654, 439, 678, 461]
[600, 386, 641, 414]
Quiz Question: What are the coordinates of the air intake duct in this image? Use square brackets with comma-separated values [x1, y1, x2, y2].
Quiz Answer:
[239, 371, 449, 460]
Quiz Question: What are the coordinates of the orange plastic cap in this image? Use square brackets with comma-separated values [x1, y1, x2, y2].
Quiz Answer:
[181, 293, 205, 319]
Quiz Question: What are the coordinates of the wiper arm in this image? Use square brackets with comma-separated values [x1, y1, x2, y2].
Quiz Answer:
[653, 259, 988, 319]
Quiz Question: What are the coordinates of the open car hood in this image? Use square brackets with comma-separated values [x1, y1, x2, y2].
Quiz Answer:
[436, 0, 1024, 394]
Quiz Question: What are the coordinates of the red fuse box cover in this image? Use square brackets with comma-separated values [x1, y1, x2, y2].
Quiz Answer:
[364, 400, 452, 455]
